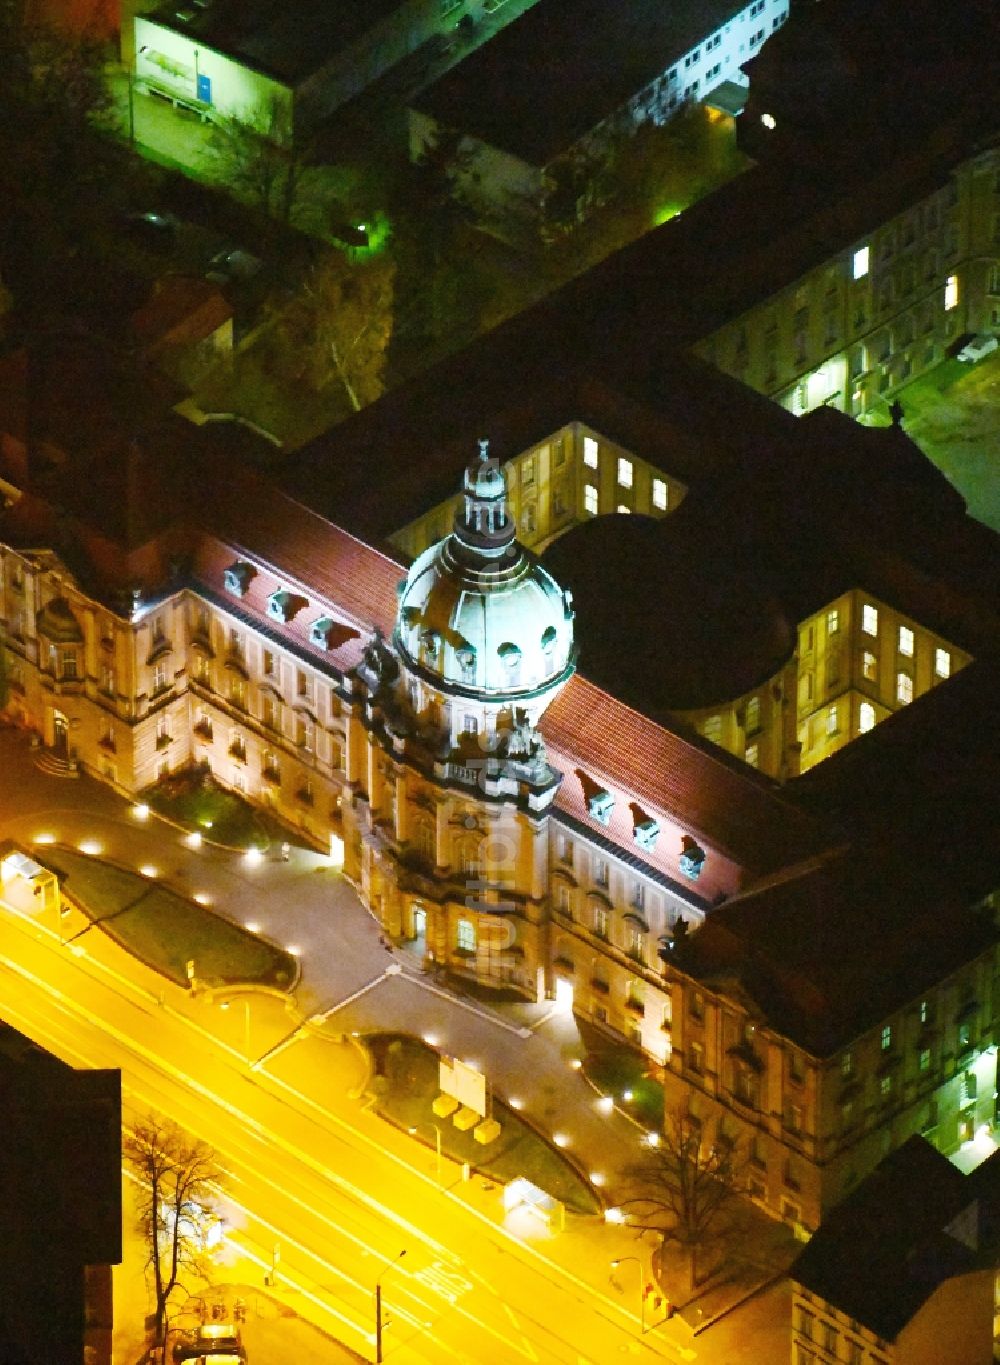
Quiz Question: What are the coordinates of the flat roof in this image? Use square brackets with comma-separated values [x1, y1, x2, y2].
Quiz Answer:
[145, 0, 404, 84]
[413, 0, 747, 164]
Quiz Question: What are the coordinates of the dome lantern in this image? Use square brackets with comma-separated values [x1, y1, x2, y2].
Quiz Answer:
[453, 438, 516, 561]
[393, 443, 576, 717]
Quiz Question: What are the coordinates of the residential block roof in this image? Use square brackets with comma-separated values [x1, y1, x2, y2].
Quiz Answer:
[791, 1136, 977, 1341]
[413, 0, 747, 165]
[144, 0, 403, 84]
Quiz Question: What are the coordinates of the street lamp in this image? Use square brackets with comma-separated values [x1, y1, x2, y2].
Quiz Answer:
[611, 1256, 646, 1334]
[407, 1122, 443, 1180]
[220, 998, 252, 1065]
[375, 1248, 406, 1363]
[128, 45, 148, 145]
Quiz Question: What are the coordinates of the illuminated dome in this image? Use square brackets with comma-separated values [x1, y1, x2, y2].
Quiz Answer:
[394, 442, 576, 700]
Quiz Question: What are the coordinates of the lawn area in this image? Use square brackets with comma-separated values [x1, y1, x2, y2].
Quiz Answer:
[579, 1021, 665, 1132]
[365, 1034, 601, 1216]
[866, 352, 1000, 533]
[143, 767, 297, 851]
[44, 846, 296, 990]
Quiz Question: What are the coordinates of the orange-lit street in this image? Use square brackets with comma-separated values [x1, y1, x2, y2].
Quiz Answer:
[0, 825, 702, 1363]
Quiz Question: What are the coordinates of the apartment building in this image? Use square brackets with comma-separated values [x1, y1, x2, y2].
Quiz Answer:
[791, 1138, 996, 1365]
[694, 134, 1000, 420]
[408, 0, 788, 234]
[391, 421, 685, 558]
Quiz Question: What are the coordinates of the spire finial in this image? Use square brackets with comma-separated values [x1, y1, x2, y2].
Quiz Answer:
[478, 438, 489, 462]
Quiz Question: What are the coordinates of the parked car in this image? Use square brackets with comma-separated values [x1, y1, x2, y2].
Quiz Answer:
[957, 332, 998, 362]
[173, 1322, 246, 1363]
[121, 210, 180, 249]
[206, 248, 262, 284]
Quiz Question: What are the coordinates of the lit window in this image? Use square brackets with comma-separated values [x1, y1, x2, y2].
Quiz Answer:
[462, 714, 478, 735]
[703, 714, 722, 743]
[616, 504, 631, 515]
[746, 695, 760, 732]
[852, 246, 870, 280]
[896, 672, 913, 704]
[935, 648, 951, 678]
[841, 1050, 853, 1077]
[826, 609, 839, 634]
[862, 650, 877, 681]
[263, 649, 275, 678]
[919, 1048, 931, 1072]
[862, 603, 878, 636]
[859, 701, 876, 733]
[826, 705, 838, 736]
[584, 485, 598, 516]
[583, 436, 599, 468]
[617, 457, 633, 488]
[652, 478, 668, 510]
[744, 742, 759, 767]
[593, 905, 609, 939]
[457, 919, 476, 953]
[760, 112, 776, 130]
[919, 999, 930, 1024]
[944, 274, 959, 311]
[880, 1075, 892, 1097]
[898, 625, 914, 657]
[881, 1024, 892, 1051]
[521, 457, 534, 486]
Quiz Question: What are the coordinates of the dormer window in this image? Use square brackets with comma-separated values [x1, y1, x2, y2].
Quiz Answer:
[588, 789, 614, 826]
[540, 625, 557, 656]
[267, 590, 297, 623]
[310, 617, 336, 649]
[457, 645, 477, 679]
[634, 818, 660, 851]
[498, 642, 521, 673]
[679, 837, 706, 880]
[224, 562, 254, 598]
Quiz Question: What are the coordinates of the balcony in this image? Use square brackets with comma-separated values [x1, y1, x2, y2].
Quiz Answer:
[590, 977, 610, 995]
[262, 765, 281, 786]
[155, 732, 172, 752]
[228, 742, 247, 764]
[193, 719, 213, 742]
[296, 787, 314, 806]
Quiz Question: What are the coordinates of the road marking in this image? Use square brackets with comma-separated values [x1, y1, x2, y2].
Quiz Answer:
[503, 1302, 541, 1361]
[398, 969, 530, 1036]
[413, 1260, 474, 1304]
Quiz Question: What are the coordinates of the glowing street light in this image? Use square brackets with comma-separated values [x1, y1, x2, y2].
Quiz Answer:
[408, 1122, 444, 1181]
[132, 803, 150, 821]
[611, 1256, 646, 1334]
[186, 830, 202, 849]
[375, 1249, 407, 1363]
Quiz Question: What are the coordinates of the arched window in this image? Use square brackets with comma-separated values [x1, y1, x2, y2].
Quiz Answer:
[414, 820, 435, 866]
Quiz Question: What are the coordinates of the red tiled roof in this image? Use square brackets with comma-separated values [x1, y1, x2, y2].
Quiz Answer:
[132, 276, 233, 352]
[541, 674, 820, 881]
[199, 479, 403, 637]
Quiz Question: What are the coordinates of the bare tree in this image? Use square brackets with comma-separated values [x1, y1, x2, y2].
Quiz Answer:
[123, 1115, 223, 1351]
[272, 249, 395, 411]
[621, 1107, 747, 1292]
[210, 101, 315, 225]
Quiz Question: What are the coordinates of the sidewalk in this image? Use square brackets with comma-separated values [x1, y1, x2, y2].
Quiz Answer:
[1, 729, 790, 1360]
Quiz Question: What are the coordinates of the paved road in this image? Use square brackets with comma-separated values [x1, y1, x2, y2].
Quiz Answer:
[0, 728, 790, 1361]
